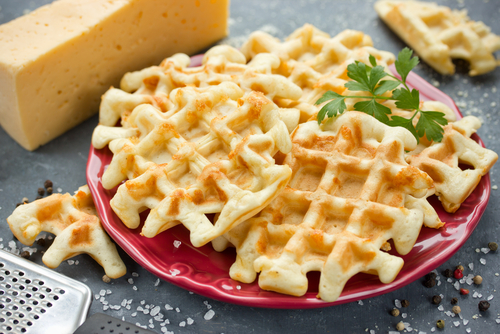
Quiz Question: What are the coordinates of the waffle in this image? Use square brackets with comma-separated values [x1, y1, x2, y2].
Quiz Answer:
[241, 25, 397, 121]
[407, 116, 498, 213]
[96, 44, 302, 129]
[95, 82, 293, 247]
[219, 111, 435, 301]
[375, 0, 500, 76]
[7, 186, 126, 279]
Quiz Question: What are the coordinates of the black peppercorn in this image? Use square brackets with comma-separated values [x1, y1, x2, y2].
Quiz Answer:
[37, 188, 45, 196]
[46, 187, 53, 195]
[426, 272, 437, 280]
[44, 180, 53, 189]
[36, 238, 46, 247]
[401, 299, 410, 308]
[432, 295, 442, 305]
[20, 251, 30, 259]
[451, 297, 458, 305]
[423, 278, 436, 288]
[35, 196, 43, 200]
[478, 300, 490, 312]
[488, 242, 498, 251]
[443, 269, 453, 278]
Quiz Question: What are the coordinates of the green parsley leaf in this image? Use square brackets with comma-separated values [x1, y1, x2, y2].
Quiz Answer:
[369, 65, 389, 92]
[317, 98, 347, 124]
[393, 88, 420, 110]
[315, 91, 344, 105]
[346, 62, 371, 92]
[369, 54, 377, 67]
[416, 111, 448, 142]
[374, 80, 401, 96]
[395, 48, 419, 83]
[353, 100, 392, 124]
[389, 116, 419, 143]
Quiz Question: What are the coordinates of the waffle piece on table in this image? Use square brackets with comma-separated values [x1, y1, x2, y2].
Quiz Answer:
[95, 44, 302, 129]
[240, 25, 397, 121]
[7, 186, 126, 279]
[97, 83, 293, 247]
[218, 111, 435, 302]
[375, 0, 500, 76]
[406, 116, 498, 213]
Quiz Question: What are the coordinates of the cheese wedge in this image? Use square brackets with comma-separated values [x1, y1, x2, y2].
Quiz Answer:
[0, 0, 229, 150]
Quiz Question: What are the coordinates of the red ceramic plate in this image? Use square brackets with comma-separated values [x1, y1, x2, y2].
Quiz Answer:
[86, 59, 491, 309]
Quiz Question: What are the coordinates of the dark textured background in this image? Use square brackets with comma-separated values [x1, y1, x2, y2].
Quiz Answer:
[0, 0, 499, 333]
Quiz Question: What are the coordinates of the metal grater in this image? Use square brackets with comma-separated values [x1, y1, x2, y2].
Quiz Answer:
[0, 249, 92, 334]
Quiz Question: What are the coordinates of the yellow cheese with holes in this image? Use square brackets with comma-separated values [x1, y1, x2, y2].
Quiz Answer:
[0, 0, 229, 150]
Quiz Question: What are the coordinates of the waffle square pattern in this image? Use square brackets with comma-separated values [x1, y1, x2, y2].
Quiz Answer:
[93, 83, 293, 247]
[221, 111, 434, 301]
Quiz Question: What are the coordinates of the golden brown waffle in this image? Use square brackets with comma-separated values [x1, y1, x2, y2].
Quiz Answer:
[7, 186, 126, 279]
[96, 44, 302, 129]
[407, 116, 498, 213]
[219, 111, 435, 302]
[94, 83, 293, 247]
[241, 25, 397, 121]
[375, 0, 500, 76]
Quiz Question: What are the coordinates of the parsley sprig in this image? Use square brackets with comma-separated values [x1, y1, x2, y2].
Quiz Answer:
[315, 48, 448, 143]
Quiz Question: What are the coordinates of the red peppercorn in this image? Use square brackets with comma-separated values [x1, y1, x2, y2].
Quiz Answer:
[454, 269, 464, 279]
[460, 288, 469, 295]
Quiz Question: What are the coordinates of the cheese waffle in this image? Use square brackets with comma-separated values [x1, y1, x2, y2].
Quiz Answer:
[95, 83, 293, 247]
[7, 186, 126, 279]
[219, 111, 434, 301]
[241, 25, 397, 121]
[407, 116, 498, 213]
[375, 0, 500, 76]
[96, 44, 302, 129]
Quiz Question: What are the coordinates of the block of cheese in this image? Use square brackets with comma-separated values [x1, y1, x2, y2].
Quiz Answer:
[0, 0, 229, 151]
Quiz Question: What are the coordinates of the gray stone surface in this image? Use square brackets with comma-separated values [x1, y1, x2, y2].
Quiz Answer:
[0, 0, 499, 333]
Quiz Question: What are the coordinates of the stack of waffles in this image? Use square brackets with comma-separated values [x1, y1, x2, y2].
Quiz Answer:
[8, 23, 497, 300]
[89, 24, 497, 301]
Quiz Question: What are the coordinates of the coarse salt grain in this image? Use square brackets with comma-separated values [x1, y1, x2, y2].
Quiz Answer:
[133, 286, 138, 291]
[175, 308, 180, 313]
[99, 289, 106, 296]
[131, 312, 137, 317]
[496, 319, 500, 324]
[431, 327, 436, 332]
[466, 328, 471, 333]
[173, 240, 181, 248]
[454, 321, 460, 327]
[488, 295, 494, 301]
[165, 304, 173, 311]
[128, 278, 134, 284]
[187, 318, 194, 325]
[132, 272, 139, 277]
[106, 289, 111, 294]
[151, 306, 161, 317]
[179, 321, 186, 327]
[394, 299, 402, 308]
[204, 309, 215, 320]
[469, 263, 474, 270]
[481, 248, 491, 254]
[154, 278, 160, 287]
[454, 281, 460, 290]
[475, 248, 481, 253]
[358, 300, 364, 305]
[463, 319, 469, 325]
[438, 305, 444, 311]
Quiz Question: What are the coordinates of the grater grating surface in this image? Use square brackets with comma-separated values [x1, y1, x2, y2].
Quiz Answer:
[0, 249, 92, 334]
